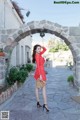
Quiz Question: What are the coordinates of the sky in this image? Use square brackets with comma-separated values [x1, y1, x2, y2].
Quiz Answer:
[14, 0, 80, 26]
[14, 0, 80, 42]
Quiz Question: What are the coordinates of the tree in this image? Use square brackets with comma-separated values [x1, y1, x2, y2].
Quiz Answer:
[49, 42, 69, 53]
[48, 39, 56, 49]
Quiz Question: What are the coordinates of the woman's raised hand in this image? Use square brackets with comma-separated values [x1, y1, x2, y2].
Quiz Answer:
[41, 46, 44, 49]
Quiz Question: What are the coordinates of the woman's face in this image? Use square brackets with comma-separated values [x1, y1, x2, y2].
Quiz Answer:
[36, 46, 41, 53]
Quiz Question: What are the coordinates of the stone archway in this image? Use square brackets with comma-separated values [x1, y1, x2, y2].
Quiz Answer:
[1, 20, 80, 90]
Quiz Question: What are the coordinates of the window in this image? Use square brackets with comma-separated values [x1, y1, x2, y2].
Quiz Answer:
[21, 46, 24, 64]
[16, 43, 19, 66]
[25, 46, 30, 63]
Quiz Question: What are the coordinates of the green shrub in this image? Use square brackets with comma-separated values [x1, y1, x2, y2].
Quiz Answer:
[7, 66, 28, 85]
[67, 75, 74, 83]
[26, 64, 33, 72]
[19, 65, 25, 70]
[6, 67, 19, 85]
[0, 48, 3, 52]
[16, 69, 28, 83]
[20, 65, 28, 72]
[6, 64, 33, 86]
[49, 43, 69, 53]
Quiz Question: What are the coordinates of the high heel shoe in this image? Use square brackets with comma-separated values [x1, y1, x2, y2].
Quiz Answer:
[43, 104, 49, 112]
[37, 102, 42, 108]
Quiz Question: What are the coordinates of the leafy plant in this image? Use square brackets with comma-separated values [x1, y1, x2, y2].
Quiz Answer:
[49, 43, 69, 53]
[6, 67, 19, 85]
[6, 67, 28, 85]
[26, 64, 33, 72]
[20, 65, 27, 71]
[67, 75, 74, 83]
[0, 48, 3, 52]
[16, 69, 28, 83]
[6, 64, 33, 86]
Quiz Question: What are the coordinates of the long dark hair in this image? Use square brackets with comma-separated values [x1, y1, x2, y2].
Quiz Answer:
[32, 44, 41, 63]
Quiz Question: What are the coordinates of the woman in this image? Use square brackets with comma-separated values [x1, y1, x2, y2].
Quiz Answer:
[32, 44, 49, 112]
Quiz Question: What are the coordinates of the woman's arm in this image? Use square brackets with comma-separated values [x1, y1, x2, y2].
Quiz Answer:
[40, 46, 47, 55]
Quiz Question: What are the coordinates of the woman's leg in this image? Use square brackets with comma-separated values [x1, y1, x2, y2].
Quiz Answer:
[35, 80, 43, 107]
[42, 84, 48, 108]
[35, 87, 39, 102]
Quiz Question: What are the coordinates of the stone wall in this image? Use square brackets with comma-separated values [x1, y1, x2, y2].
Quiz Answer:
[0, 20, 80, 90]
[0, 82, 18, 105]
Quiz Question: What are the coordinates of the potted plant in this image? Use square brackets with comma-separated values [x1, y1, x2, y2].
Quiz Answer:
[6, 67, 28, 87]
[0, 48, 5, 56]
[26, 64, 33, 72]
[6, 67, 19, 86]
[16, 69, 28, 85]
[67, 75, 74, 86]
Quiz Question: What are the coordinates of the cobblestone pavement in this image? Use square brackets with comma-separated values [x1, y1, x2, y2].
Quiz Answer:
[0, 67, 80, 120]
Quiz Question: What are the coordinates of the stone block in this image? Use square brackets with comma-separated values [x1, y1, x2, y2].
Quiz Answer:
[18, 30, 24, 35]
[65, 39, 71, 46]
[68, 36, 76, 43]
[6, 29, 12, 34]
[7, 29, 16, 34]
[60, 31, 68, 39]
[1, 35, 8, 43]
[7, 89, 11, 98]
[46, 20, 54, 25]
[74, 36, 80, 43]
[40, 20, 47, 24]
[27, 21, 36, 26]
[27, 21, 36, 29]
[6, 37, 14, 45]
[63, 26, 69, 33]
[4, 91, 8, 100]
[76, 59, 80, 64]
[14, 82, 17, 91]
[1, 92, 5, 102]
[0, 94, 2, 104]
[43, 24, 54, 32]
[29, 24, 36, 30]
[14, 34, 25, 42]
[69, 27, 80, 36]
[22, 26, 30, 33]
[72, 49, 80, 57]
[13, 33, 18, 40]
[54, 23, 62, 28]
[76, 43, 80, 48]
[1, 30, 7, 34]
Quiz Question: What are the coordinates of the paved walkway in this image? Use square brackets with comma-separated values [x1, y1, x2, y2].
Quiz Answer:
[0, 67, 80, 120]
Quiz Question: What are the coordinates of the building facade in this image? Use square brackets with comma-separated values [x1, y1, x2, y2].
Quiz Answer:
[0, 0, 32, 67]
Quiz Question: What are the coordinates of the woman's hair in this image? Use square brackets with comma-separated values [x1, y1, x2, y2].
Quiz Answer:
[32, 44, 41, 63]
